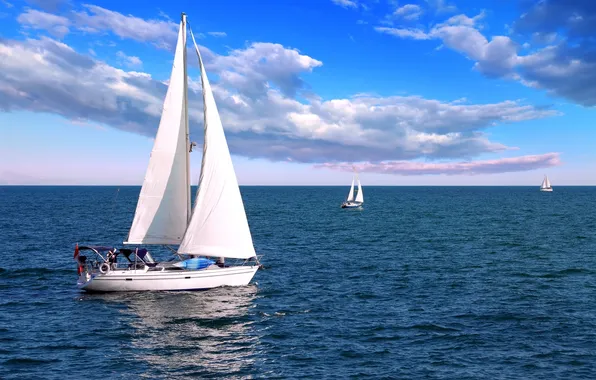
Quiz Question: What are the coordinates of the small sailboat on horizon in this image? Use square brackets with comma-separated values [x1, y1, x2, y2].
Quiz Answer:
[73, 13, 261, 292]
[341, 170, 364, 209]
[540, 175, 553, 192]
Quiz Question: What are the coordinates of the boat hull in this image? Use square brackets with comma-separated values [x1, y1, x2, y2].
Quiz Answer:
[341, 202, 363, 209]
[77, 265, 259, 292]
[540, 188, 553, 192]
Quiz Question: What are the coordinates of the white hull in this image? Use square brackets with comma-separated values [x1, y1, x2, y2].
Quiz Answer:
[78, 265, 259, 292]
[342, 201, 362, 209]
[540, 188, 553, 192]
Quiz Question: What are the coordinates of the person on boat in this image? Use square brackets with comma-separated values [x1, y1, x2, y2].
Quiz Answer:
[107, 251, 118, 269]
[77, 255, 87, 275]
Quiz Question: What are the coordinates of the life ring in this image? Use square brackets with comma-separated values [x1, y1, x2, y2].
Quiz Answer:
[99, 263, 110, 274]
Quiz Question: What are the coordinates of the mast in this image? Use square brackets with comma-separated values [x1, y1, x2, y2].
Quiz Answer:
[182, 12, 191, 224]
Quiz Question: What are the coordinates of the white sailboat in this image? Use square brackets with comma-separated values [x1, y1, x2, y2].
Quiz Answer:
[540, 175, 553, 192]
[74, 13, 260, 292]
[341, 171, 364, 208]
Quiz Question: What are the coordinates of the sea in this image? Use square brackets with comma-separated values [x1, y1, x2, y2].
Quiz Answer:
[1, 186, 595, 379]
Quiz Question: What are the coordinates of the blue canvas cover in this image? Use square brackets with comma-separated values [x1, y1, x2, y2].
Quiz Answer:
[174, 258, 215, 270]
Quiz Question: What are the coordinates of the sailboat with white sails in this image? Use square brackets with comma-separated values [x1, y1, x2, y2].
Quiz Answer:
[540, 175, 553, 192]
[341, 171, 364, 208]
[73, 13, 260, 292]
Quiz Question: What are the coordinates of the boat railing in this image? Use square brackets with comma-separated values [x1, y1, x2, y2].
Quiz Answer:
[80, 260, 146, 272]
[80, 254, 263, 273]
[239, 255, 263, 267]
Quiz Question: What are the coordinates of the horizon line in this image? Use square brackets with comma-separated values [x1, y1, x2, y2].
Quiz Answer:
[1, 184, 595, 187]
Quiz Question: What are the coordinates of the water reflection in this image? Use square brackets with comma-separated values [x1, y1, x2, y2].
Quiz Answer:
[81, 286, 259, 378]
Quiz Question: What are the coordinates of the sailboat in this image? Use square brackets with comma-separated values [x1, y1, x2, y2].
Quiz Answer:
[540, 175, 553, 192]
[341, 171, 364, 208]
[73, 13, 260, 292]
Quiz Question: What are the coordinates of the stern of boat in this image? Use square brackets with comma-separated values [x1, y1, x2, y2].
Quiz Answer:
[76, 271, 93, 290]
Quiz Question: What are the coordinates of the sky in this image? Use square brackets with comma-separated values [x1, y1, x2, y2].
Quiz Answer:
[0, 0, 594, 185]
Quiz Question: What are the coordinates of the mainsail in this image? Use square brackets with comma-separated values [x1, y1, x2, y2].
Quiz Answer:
[177, 28, 256, 260]
[125, 16, 190, 245]
[541, 176, 552, 189]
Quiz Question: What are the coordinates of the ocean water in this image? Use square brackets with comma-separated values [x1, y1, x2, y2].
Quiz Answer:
[1, 185, 596, 379]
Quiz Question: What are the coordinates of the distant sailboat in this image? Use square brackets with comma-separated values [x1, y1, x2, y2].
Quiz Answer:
[341, 171, 364, 208]
[540, 175, 553, 192]
[72, 13, 261, 292]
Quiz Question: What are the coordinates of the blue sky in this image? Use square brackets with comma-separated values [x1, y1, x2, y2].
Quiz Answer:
[0, 0, 594, 185]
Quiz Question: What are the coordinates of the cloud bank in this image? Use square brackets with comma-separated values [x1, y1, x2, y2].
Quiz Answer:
[317, 153, 561, 175]
[0, 2, 564, 176]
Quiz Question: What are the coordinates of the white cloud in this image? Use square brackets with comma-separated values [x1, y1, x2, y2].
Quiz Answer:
[17, 8, 70, 38]
[374, 27, 430, 40]
[438, 11, 485, 27]
[18, 4, 182, 49]
[331, 0, 358, 9]
[375, 11, 509, 76]
[205, 42, 323, 98]
[393, 4, 424, 21]
[208, 31, 227, 38]
[375, 12, 522, 78]
[116, 51, 142, 68]
[72, 4, 178, 49]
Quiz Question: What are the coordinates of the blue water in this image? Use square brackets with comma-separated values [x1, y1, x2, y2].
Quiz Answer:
[1, 186, 596, 379]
